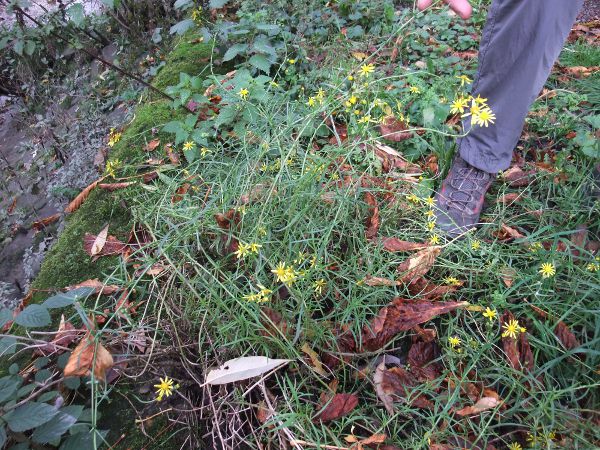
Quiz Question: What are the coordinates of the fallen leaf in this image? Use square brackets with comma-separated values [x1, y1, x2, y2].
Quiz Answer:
[172, 183, 191, 203]
[301, 343, 328, 377]
[35, 315, 80, 356]
[205, 356, 290, 385]
[31, 213, 61, 231]
[379, 115, 412, 142]
[91, 225, 109, 256]
[503, 166, 535, 187]
[64, 332, 114, 381]
[165, 143, 180, 165]
[500, 311, 533, 372]
[313, 392, 358, 422]
[364, 191, 380, 240]
[143, 171, 158, 183]
[381, 237, 429, 252]
[144, 139, 161, 151]
[98, 182, 136, 191]
[407, 277, 460, 300]
[83, 233, 127, 259]
[364, 275, 401, 286]
[407, 340, 441, 381]
[491, 224, 524, 241]
[256, 400, 273, 425]
[497, 192, 523, 204]
[7, 198, 17, 214]
[397, 246, 442, 283]
[554, 321, 582, 354]
[345, 432, 387, 447]
[374, 363, 433, 414]
[560, 65, 598, 78]
[499, 266, 517, 287]
[260, 308, 292, 338]
[351, 51, 368, 61]
[372, 143, 421, 172]
[65, 179, 102, 213]
[65, 279, 121, 296]
[455, 396, 501, 417]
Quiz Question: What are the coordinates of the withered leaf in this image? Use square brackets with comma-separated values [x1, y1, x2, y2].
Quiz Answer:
[313, 393, 358, 423]
[144, 139, 161, 151]
[381, 237, 429, 252]
[364, 191, 380, 240]
[374, 363, 433, 414]
[379, 115, 412, 142]
[31, 213, 61, 231]
[65, 279, 121, 296]
[364, 275, 401, 287]
[172, 183, 191, 203]
[397, 246, 442, 283]
[407, 277, 459, 300]
[65, 179, 102, 213]
[64, 332, 114, 381]
[98, 182, 136, 191]
[497, 192, 523, 204]
[91, 224, 109, 256]
[503, 166, 535, 187]
[83, 233, 127, 259]
[455, 395, 501, 417]
[554, 321, 581, 353]
[301, 342, 328, 377]
[491, 224, 524, 241]
[260, 308, 292, 338]
[407, 341, 441, 381]
[372, 143, 421, 172]
[35, 315, 80, 356]
[500, 311, 533, 372]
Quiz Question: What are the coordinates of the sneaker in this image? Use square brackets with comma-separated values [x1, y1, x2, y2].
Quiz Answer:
[434, 155, 494, 238]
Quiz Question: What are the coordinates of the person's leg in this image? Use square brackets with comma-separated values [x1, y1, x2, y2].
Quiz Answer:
[459, 0, 584, 173]
[435, 0, 583, 237]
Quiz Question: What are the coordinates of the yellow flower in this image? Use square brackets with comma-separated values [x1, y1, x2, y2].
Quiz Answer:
[448, 336, 461, 348]
[427, 221, 436, 231]
[430, 234, 440, 245]
[104, 159, 122, 178]
[183, 141, 195, 151]
[507, 443, 522, 450]
[450, 96, 469, 115]
[201, 147, 211, 157]
[357, 115, 372, 124]
[283, 266, 298, 285]
[406, 193, 420, 204]
[482, 307, 497, 322]
[528, 242, 543, 253]
[502, 319, 526, 339]
[293, 251, 307, 265]
[288, 58, 296, 64]
[238, 88, 249, 100]
[587, 262, 599, 272]
[316, 88, 326, 100]
[444, 277, 461, 286]
[347, 75, 354, 81]
[108, 128, 122, 147]
[235, 243, 251, 259]
[425, 209, 436, 219]
[271, 262, 288, 282]
[424, 197, 435, 207]
[313, 278, 326, 294]
[349, 95, 358, 105]
[409, 86, 421, 94]
[471, 240, 481, 250]
[307, 96, 316, 107]
[270, 80, 279, 87]
[359, 63, 375, 77]
[539, 262, 556, 278]
[472, 94, 488, 106]
[474, 108, 496, 127]
[249, 243, 262, 253]
[154, 376, 177, 401]
[258, 226, 267, 236]
[456, 74, 473, 86]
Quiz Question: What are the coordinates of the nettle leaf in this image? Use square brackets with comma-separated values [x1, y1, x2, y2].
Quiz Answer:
[32, 405, 84, 444]
[223, 43, 248, 62]
[184, 147, 200, 164]
[214, 105, 239, 128]
[170, 19, 195, 35]
[66, 4, 85, 26]
[255, 24, 281, 35]
[43, 287, 94, 309]
[209, 0, 230, 8]
[249, 54, 272, 74]
[0, 308, 13, 328]
[14, 304, 51, 328]
[6, 402, 59, 432]
[0, 376, 20, 402]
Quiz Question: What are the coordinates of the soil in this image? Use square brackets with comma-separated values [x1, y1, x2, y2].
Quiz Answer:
[578, 0, 600, 23]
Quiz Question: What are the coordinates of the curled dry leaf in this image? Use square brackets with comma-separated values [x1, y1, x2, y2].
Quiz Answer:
[374, 362, 433, 414]
[500, 311, 534, 372]
[35, 315, 80, 356]
[338, 297, 467, 352]
[531, 306, 582, 358]
[364, 191, 380, 240]
[301, 342, 328, 377]
[31, 213, 61, 231]
[144, 139, 161, 152]
[497, 192, 523, 204]
[371, 143, 421, 173]
[165, 143, 180, 165]
[172, 183, 191, 203]
[381, 237, 429, 252]
[455, 394, 501, 417]
[503, 165, 536, 187]
[64, 332, 114, 381]
[499, 266, 517, 288]
[364, 275, 401, 287]
[407, 277, 460, 301]
[345, 432, 387, 447]
[491, 224, 524, 241]
[260, 307, 293, 338]
[205, 356, 290, 385]
[407, 340, 441, 381]
[397, 246, 442, 283]
[98, 182, 136, 191]
[83, 233, 127, 259]
[65, 179, 102, 213]
[65, 279, 121, 296]
[379, 115, 412, 142]
[313, 392, 359, 423]
[90, 224, 109, 256]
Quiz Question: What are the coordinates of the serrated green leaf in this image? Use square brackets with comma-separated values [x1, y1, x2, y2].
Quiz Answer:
[214, 105, 238, 128]
[66, 4, 85, 26]
[248, 54, 272, 74]
[14, 304, 51, 328]
[0, 376, 20, 402]
[169, 19, 195, 35]
[0, 336, 17, 355]
[13, 40, 24, 56]
[223, 43, 248, 62]
[32, 405, 84, 444]
[43, 287, 94, 309]
[6, 402, 59, 432]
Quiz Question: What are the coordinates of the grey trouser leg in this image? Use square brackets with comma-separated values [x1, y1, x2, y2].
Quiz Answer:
[458, 0, 583, 173]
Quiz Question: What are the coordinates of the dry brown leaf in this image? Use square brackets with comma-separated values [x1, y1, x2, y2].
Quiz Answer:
[7, 198, 17, 214]
[35, 315, 80, 356]
[256, 400, 273, 425]
[381, 237, 429, 252]
[364, 191, 380, 240]
[397, 246, 442, 283]
[172, 183, 191, 203]
[165, 144, 180, 165]
[498, 192, 523, 204]
[351, 51, 368, 61]
[65, 179, 102, 213]
[374, 363, 433, 414]
[313, 392, 358, 423]
[65, 279, 121, 296]
[98, 182, 136, 191]
[144, 139, 161, 151]
[91, 224, 109, 256]
[260, 308, 292, 338]
[364, 275, 401, 287]
[407, 277, 460, 300]
[83, 233, 127, 259]
[455, 396, 501, 417]
[372, 143, 421, 173]
[379, 115, 412, 142]
[345, 432, 387, 447]
[301, 342, 328, 377]
[32, 213, 61, 231]
[560, 65, 598, 78]
[503, 166, 536, 187]
[64, 332, 114, 380]
[499, 266, 517, 287]
[500, 310, 533, 372]
[407, 341, 441, 381]
[491, 224, 524, 241]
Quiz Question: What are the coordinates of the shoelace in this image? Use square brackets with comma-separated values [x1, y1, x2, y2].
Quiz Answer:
[446, 167, 492, 212]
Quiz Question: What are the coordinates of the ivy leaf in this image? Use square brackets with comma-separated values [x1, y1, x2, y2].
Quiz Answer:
[66, 4, 85, 26]
[223, 43, 248, 62]
[5, 402, 59, 432]
[32, 405, 84, 444]
[249, 54, 272, 74]
[43, 287, 95, 309]
[14, 304, 51, 328]
[170, 19, 195, 35]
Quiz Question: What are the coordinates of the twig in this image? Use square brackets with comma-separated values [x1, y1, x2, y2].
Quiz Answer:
[135, 407, 173, 424]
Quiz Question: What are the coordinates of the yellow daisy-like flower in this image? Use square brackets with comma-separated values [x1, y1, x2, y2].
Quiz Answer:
[183, 141, 195, 151]
[502, 319, 526, 339]
[423, 197, 435, 207]
[425, 209, 436, 219]
[471, 240, 481, 251]
[108, 128, 122, 147]
[271, 262, 288, 283]
[587, 262, 599, 272]
[448, 336, 461, 348]
[456, 74, 473, 86]
[507, 443, 522, 450]
[430, 234, 441, 245]
[528, 242, 543, 253]
[249, 243, 262, 253]
[450, 96, 469, 115]
[409, 86, 421, 94]
[307, 97, 316, 107]
[270, 80, 279, 88]
[154, 376, 177, 402]
[200, 147, 211, 157]
[427, 221, 436, 231]
[539, 262, 556, 278]
[349, 95, 359, 105]
[444, 276, 461, 286]
[357, 115, 372, 124]
[235, 243, 251, 259]
[313, 278, 326, 294]
[288, 58, 296, 64]
[347, 75, 354, 81]
[316, 88, 326, 100]
[283, 266, 298, 285]
[482, 307, 497, 322]
[238, 88, 249, 100]
[472, 94, 488, 106]
[474, 108, 496, 127]
[406, 193, 420, 204]
[104, 159, 122, 179]
[359, 64, 375, 77]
